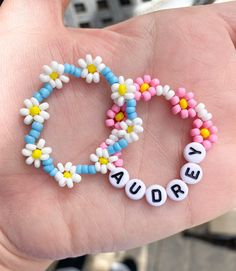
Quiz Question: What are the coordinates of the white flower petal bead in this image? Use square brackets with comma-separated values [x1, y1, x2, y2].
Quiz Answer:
[20, 98, 50, 125]
[183, 142, 206, 164]
[55, 162, 81, 188]
[109, 167, 130, 188]
[166, 179, 189, 201]
[145, 185, 167, 207]
[39, 61, 69, 89]
[78, 54, 105, 83]
[111, 76, 136, 106]
[22, 138, 52, 168]
[180, 162, 203, 185]
[125, 179, 146, 201]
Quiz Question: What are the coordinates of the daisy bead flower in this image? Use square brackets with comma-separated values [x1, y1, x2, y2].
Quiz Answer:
[114, 117, 144, 143]
[22, 139, 52, 168]
[39, 61, 69, 89]
[105, 103, 126, 129]
[190, 118, 218, 151]
[90, 147, 119, 174]
[111, 76, 136, 106]
[55, 162, 82, 188]
[20, 97, 49, 125]
[78, 54, 105, 83]
[170, 87, 197, 119]
[134, 75, 159, 101]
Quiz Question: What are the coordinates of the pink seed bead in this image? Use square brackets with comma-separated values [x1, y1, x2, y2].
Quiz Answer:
[115, 159, 123, 167]
[149, 87, 156, 96]
[107, 109, 115, 118]
[202, 140, 212, 151]
[136, 77, 144, 85]
[135, 91, 141, 101]
[176, 87, 186, 97]
[180, 109, 188, 119]
[171, 96, 180, 105]
[105, 119, 115, 127]
[190, 128, 200, 137]
[209, 126, 218, 134]
[188, 108, 197, 118]
[111, 104, 121, 113]
[193, 135, 203, 143]
[143, 91, 152, 101]
[209, 134, 217, 143]
[150, 78, 160, 86]
[172, 104, 181, 115]
[143, 75, 151, 83]
[193, 118, 203, 128]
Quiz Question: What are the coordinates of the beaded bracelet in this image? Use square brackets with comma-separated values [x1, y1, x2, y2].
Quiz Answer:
[20, 54, 217, 207]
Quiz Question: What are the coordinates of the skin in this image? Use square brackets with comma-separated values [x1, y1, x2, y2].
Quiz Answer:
[0, 0, 236, 270]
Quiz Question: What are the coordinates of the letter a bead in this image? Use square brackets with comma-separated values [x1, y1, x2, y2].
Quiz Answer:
[109, 167, 129, 188]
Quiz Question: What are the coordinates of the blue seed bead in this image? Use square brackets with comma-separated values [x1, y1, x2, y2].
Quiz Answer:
[126, 107, 136, 114]
[88, 165, 96, 174]
[108, 145, 115, 155]
[70, 65, 76, 75]
[49, 168, 58, 177]
[33, 92, 44, 103]
[64, 63, 71, 74]
[113, 142, 121, 152]
[127, 112, 137, 120]
[44, 83, 53, 93]
[32, 122, 43, 132]
[29, 129, 40, 139]
[39, 87, 50, 99]
[43, 165, 54, 174]
[74, 67, 82, 78]
[24, 135, 35, 144]
[76, 165, 82, 174]
[108, 76, 119, 85]
[118, 139, 128, 149]
[82, 165, 89, 174]
[105, 71, 114, 81]
[101, 67, 111, 76]
[42, 158, 53, 166]
[126, 99, 136, 107]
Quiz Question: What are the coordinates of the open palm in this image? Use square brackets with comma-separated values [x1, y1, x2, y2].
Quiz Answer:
[0, 1, 236, 270]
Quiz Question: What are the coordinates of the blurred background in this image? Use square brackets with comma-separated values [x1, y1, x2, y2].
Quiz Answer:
[56, 1, 236, 270]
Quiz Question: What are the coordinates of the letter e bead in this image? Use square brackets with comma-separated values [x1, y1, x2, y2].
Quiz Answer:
[180, 162, 203, 185]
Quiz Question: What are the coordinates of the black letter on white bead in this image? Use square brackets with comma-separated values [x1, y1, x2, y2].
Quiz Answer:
[109, 167, 129, 188]
[180, 162, 203, 184]
[146, 185, 167, 207]
[125, 179, 146, 200]
[183, 142, 206, 164]
[166, 179, 189, 201]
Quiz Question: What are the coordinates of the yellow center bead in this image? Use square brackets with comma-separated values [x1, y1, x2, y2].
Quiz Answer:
[115, 112, 125, 122]
[50, 71, 59, 80]
[127, 126, 134, 133]
[140, 83, 150, 93]
[99, 157, 109, 165]
[63, 171, 72, 179]
[87, 64, 97, 74]
[32, 149, 42, 159]
[118, 84, 127, 96]
[179, 98, 188, 109]
[29, 106, 41, 116]
[200, 128, 210, 139]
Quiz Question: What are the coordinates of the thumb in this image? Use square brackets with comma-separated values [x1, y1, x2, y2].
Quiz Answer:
[0, 0, 70, 28]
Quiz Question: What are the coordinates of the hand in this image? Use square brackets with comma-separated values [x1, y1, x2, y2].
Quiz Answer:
[0, 1, 236, 270]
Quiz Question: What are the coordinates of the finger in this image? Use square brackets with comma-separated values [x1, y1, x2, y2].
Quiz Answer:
[1, 0, 70, 25]
[211, 2, 236, 46]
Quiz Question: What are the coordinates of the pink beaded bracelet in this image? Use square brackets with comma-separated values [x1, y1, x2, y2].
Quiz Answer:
[20, 54, 217, 207]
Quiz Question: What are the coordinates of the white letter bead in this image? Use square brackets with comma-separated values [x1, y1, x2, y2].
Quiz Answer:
[183, 142, 206, 164]
[180, 163, 203, 185]
[109, 167, 129, 188]
[125, 179, 146, 200]
[166, 179, 189, 201]
[145, 185, 167, 207]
